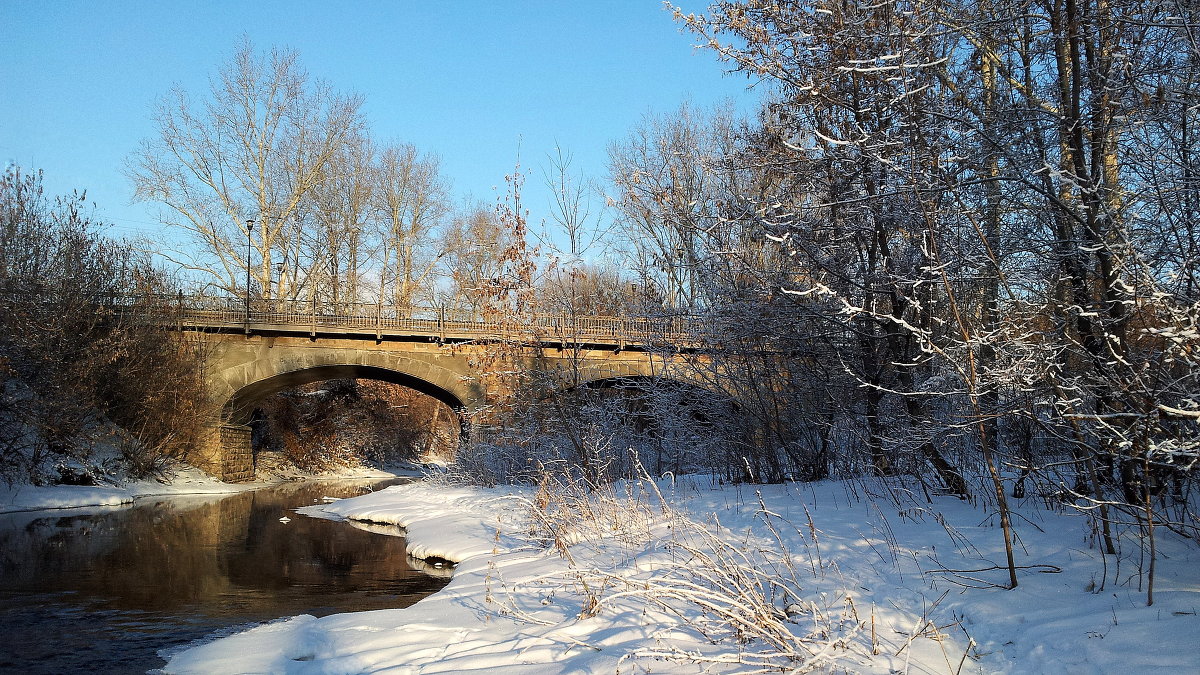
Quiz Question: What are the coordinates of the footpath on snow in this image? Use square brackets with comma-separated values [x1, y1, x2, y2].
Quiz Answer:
[160, 475, 1200, 674]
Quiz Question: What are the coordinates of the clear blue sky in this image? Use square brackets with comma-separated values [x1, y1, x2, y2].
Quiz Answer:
[1, 1, 758, 253]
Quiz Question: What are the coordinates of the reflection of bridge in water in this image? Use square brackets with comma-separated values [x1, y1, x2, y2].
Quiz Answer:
[166, 297, 717, 482]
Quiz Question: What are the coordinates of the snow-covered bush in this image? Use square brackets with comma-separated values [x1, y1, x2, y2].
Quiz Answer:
[0, 167, 206, 485]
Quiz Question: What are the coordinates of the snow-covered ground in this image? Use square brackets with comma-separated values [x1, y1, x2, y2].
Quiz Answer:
[160, 476, 1200, 674]
[0, 463, 405, 514]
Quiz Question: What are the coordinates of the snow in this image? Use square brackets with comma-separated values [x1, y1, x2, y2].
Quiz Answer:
[0, 465, 244, 513]
[160, 476, 1200, 674]
[0, 462, 404, 514]
[0, 483, 139, 511]
[301, 483, 526, 562]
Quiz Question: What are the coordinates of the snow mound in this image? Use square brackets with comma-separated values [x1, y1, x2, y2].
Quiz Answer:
[300, 481, 530, 562]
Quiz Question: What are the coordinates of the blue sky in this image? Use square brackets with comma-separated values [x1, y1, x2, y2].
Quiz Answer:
[1, 1, 759, 253]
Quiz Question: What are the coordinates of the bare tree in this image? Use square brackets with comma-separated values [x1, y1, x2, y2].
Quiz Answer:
[674, 0, 1200, 597]
[305, 130, 375, 306]
[607, 102, 743, 312]
[127, 39, 364, 299]
[439, 202, 508, 316]
[373, 143, 451, 309]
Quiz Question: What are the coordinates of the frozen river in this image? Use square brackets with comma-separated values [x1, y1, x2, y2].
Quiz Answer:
[0, 477, 449, 674]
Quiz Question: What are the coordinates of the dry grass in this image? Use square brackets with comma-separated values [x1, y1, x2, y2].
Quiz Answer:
[514, 464, 872, 673]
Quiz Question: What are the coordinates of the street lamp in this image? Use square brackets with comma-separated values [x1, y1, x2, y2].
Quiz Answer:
[245, 218, 254, 333]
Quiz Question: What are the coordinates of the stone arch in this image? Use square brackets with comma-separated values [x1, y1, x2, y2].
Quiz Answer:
[207, 346, 485, 426]
[190, 333, 735, 482]
[196, 343, 487, 482]
[568, 361, 730, 402]
[574, 374, 737, 417]
[221, 363, 471, 426]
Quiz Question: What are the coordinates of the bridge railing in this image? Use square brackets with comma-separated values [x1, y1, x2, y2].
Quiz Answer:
[144, 295, 707, 347]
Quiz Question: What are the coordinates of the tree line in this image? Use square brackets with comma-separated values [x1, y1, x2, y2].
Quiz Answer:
[125, 39, 635, 319]
[450, 0, 1200, 600]
[125, 15, 1200, 507]
[609, 0, 1197, 596]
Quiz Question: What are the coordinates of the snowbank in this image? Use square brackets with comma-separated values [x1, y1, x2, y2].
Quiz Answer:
[0, 483, 137, 511]
[0, 463, 407, 514]
[162, 477, 1200, 674]
[300, 481, 529, 561]
[0, 465, 247, 513]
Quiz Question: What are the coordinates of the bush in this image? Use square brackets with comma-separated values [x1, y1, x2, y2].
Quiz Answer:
[0, 167, 206, 483]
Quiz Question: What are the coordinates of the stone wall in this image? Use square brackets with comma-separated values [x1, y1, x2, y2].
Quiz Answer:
[219, 424, 254, 483]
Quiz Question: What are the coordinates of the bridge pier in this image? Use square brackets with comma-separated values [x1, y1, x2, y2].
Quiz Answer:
[193, 423, 255, 483]
[219, 424, 255, 482]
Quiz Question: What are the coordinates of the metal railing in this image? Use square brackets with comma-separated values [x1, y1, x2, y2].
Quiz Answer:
[149, 295, 704, 347]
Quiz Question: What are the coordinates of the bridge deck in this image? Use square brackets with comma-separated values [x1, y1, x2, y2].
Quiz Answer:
[160, 299, 704, 349]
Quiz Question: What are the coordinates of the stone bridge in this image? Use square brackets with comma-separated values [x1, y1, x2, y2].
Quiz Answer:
[174, 299, 716, 481]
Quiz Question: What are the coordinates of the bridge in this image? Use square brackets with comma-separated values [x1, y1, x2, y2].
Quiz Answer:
[167, 297, 718, 481]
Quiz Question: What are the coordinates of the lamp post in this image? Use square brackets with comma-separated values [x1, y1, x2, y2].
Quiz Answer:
[245, 218, 254, 333]
[674, 246, 686, 311]
[276, 262, 285, 305]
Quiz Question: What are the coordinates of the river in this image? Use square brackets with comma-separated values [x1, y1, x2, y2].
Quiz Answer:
[0, 478, 449, 674]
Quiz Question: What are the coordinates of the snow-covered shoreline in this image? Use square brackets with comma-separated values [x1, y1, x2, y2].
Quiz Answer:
[160, 476, 1200, 674]
[0, 464, 406, 514]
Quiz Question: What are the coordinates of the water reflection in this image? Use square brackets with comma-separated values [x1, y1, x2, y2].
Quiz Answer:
[0, 478, 448, 674]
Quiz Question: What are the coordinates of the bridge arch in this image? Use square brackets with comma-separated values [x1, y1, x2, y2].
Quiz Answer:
[221, 363, 470, 426]
[573, 374, 737, 419]
[564, 362, 728, 401]
[208, 345, 485, 426]
[195, 340, 488, 481]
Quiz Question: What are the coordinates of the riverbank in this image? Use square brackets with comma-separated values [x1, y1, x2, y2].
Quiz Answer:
[0, 475, 443, 675]
[162, 475, 1200, 674]
[0, 462, 411, 513]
